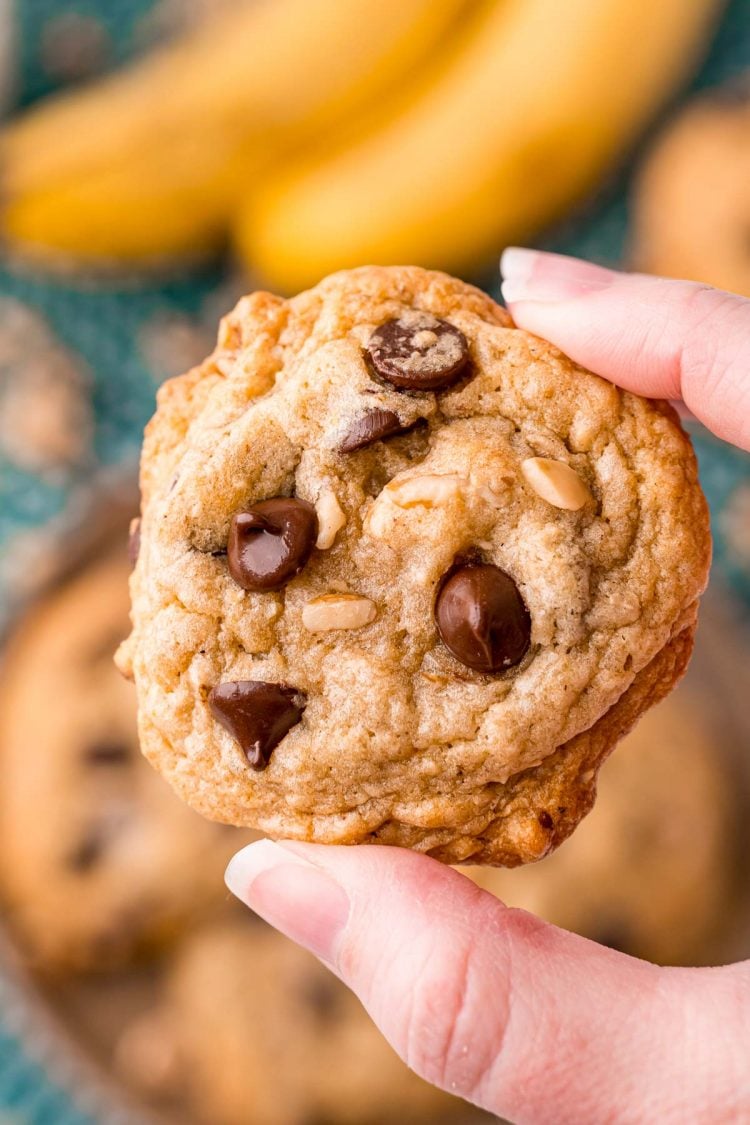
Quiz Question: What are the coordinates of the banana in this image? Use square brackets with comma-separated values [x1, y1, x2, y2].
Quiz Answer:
[239, 0, 724, 292]
[1, 0, 471, 267]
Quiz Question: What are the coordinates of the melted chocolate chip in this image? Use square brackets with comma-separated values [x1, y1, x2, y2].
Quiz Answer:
[366, 312, 470, 391]
[128, 518, 141, 566]
[338, 408, 405, 453]
[83, 741, 131, 766]
[434, 562, 531, 673]
[209, 680, 306, 770]
[227, 498, 318, 591]
[538, 810, 554, 831]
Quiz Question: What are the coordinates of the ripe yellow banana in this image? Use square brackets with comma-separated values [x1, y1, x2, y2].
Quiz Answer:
[1, 0, 472, 266]
[239, 0, 724, 292]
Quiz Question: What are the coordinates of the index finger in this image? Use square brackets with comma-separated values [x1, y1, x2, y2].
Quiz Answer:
[500, 248, 750, 453]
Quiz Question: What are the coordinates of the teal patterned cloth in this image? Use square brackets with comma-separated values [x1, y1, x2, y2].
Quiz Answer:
[0, 2, 748, 1121]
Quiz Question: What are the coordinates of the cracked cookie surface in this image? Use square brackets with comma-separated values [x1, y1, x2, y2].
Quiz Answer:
[118, 266, 710, 865]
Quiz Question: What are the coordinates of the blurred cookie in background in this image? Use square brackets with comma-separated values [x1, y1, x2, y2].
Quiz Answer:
[39, 10, 111, 85]
[632, 76, 750, 297]
[466, 686, 738, 966]
[117, 920, 482, 1125]
[0, 296, 92, 478]
[0, 541, 248, 974]
[137, 308, 215, 385]
[720, 481, 750, 583]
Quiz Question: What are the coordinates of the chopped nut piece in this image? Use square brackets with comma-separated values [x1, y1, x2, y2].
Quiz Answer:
[365, 474, 467, 538]
[386, 473, 466, 508]
[302, 594, 376, 633]
[315, 489, 346, 549]
[521, 457, 592, 511]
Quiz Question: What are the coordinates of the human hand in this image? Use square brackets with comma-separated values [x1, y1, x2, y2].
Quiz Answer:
[225, 252, 750, 1124]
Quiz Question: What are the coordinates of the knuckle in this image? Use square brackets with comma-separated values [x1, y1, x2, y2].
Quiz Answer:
[677, 286, 742, 389]
[400, 930, 506, 1098]
[675, 288, 750, 445]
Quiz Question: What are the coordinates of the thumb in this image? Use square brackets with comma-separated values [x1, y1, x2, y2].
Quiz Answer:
[225, 841, 749, 1124]
[500, 248, 750, 453]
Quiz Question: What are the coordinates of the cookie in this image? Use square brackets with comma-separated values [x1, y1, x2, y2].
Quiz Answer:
[118, 920, 475, 1125]
[118, 265, 710, 865]
[0, 545, 248, 973]
[0, 295, 92, 476]
[466, 687, 737, 965]
[632, 78, 750, 297]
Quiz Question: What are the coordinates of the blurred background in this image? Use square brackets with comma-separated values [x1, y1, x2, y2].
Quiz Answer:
[0, 1, 748, 1122]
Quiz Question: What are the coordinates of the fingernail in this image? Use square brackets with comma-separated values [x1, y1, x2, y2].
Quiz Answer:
[500, 246, 539, 284]
[225, 840, 349, 964]
[500, 247, 617, 304]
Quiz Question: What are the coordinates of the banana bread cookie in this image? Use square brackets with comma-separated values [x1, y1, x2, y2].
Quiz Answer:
[118, 920, 475, 1125]
[0, 544, 247, 973]
[118, 265, 710, 865]
[632, 78, 750, 297]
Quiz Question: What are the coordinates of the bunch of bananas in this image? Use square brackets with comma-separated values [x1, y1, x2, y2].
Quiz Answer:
[1, 0, 723, 288]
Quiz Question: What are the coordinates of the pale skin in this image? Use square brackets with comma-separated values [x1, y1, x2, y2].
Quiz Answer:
[225, 250, 750, 1124]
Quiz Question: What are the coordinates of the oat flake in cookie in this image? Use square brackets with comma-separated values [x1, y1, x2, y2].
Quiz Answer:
[117, 266, 710, 866]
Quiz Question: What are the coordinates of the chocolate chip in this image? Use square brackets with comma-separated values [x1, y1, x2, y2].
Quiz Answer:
[434, 562, 531, 673]
[227, 498, 318, 591]
[303, 974, 344, 1023]
[83, 741, 131, 765]
[67, 831, 106, 872]
[67, 807, 131, 872]
[128, 517, 141, 566]
[338, 408, 405, 453]
[209, 680, 306, 769]
[366, 312, 470, 391]
[538, 810, 554, 830]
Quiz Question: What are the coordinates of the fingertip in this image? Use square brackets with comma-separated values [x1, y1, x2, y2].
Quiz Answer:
[499, 245, 539, 284]
[224, 837, 292, 901]
[225, 839, 351, 963]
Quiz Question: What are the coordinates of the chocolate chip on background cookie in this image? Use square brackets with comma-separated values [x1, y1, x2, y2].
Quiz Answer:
[83, 740, 131, 766]
[67, 829, 108, 873]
